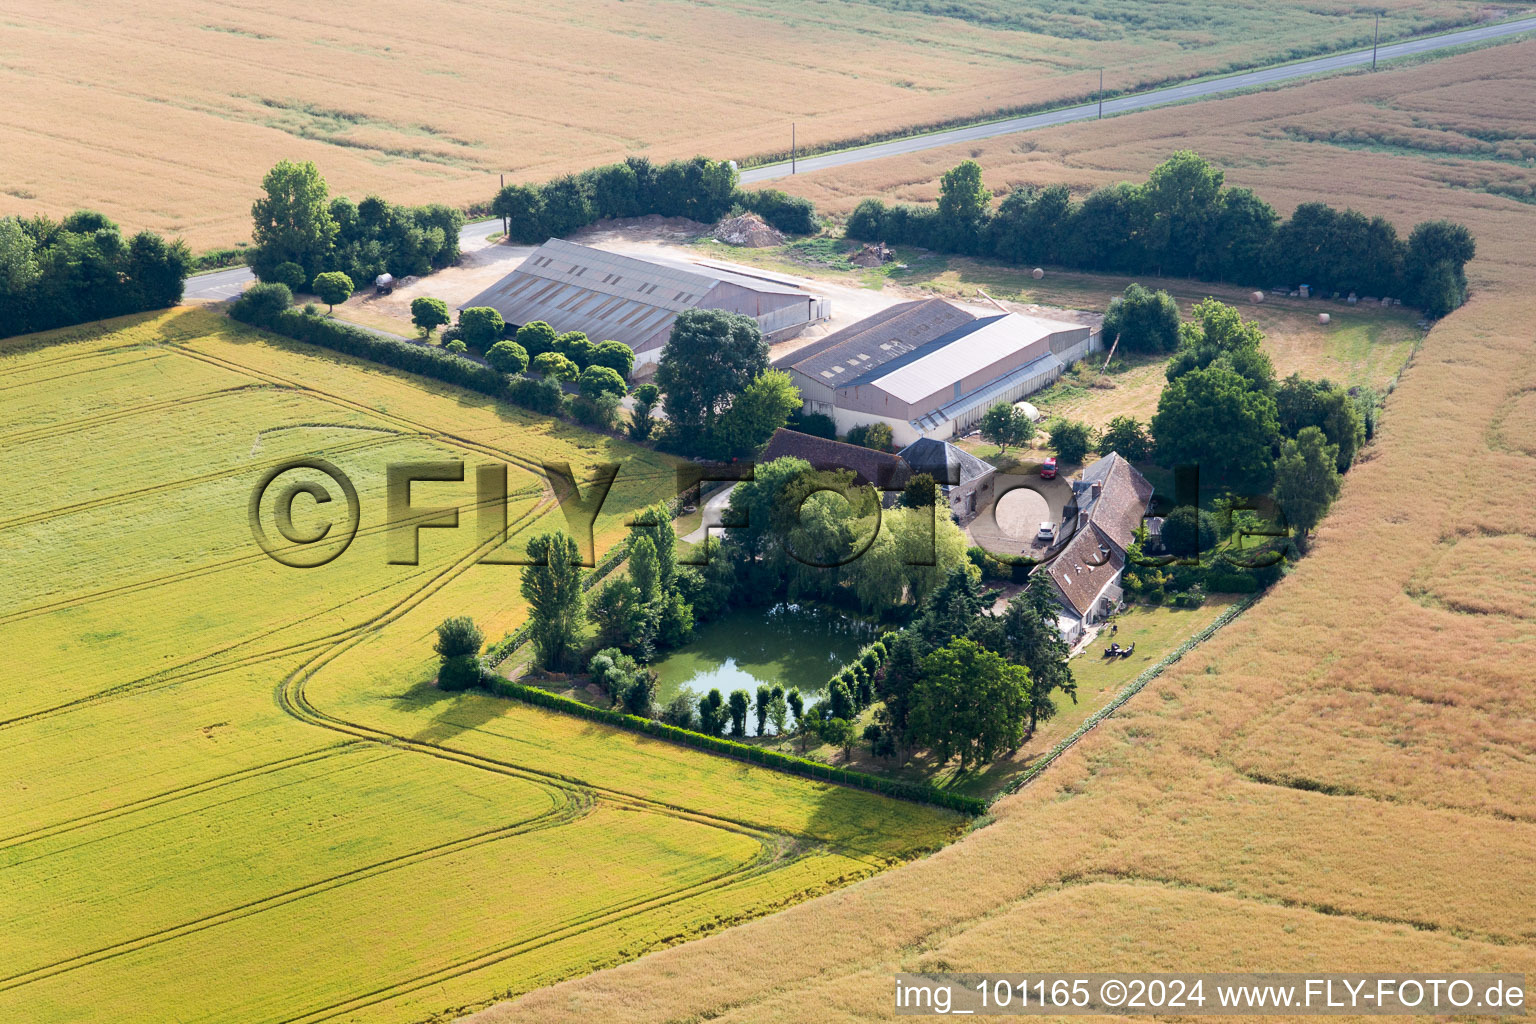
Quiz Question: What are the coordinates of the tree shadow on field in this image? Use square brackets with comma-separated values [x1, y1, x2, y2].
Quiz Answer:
[393, 677, 507, 746]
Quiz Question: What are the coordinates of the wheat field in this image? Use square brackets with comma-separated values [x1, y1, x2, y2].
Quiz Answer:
[469, 43, 1536, 1024]
[0, 0, 1498, 248]
[0, 308, 963, 1023]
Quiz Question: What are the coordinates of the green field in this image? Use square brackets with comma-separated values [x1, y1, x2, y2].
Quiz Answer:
[0, 308, 961, 1023]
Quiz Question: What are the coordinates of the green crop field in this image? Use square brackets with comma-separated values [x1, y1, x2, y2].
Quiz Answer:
[0, 308, 962, 1023]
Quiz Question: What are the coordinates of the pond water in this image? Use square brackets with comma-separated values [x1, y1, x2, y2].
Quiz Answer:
[650, 605, 869, 731]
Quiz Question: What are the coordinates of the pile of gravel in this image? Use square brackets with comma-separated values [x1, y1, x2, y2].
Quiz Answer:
[713, 213, 784, 247]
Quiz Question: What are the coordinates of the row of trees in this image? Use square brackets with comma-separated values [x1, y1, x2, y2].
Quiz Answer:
[0, 212, 191, 339]
[490, 156, 816, 244]
[250, 160, 463, 291]
[845, 151, 1476, 317]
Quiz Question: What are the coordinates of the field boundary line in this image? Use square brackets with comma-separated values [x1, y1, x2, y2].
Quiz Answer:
[987, 595, 1259, 806]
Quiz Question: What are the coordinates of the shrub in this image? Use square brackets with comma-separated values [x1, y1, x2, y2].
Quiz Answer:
[571, 391, 620, 429]
[515, 320, 558, 357]
[444, 339, 468, 354]
[789, 410, 836, 439]
[485, 339, 530, 374]
[231, 281, 293, 321]
[437, 655, 483, 691]
[1047, 418, 1094, 464]
[505, 374, 568, 415]
[553, 330, 594, 368]
[533, 351, 579, 381]
[589, 339, 635, 379]
[845, 422, 893, 451]
[739, 188, 819, 235]
[271, 261, 307, 290]
[434, 616, 484, 658]
[578, 364, 627, 400]
[1162, 505, 1218, 558]
[458, 306, 505, 349]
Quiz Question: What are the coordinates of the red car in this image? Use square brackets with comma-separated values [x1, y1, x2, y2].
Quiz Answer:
[1040, 457, 1058, 479]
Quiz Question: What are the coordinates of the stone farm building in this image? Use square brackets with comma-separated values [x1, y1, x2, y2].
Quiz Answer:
[461, 239, 829, 371]
[758, 428, 911, 491]
[775, 298, 1099, 447]
[897, 437, 997, 519]
[1035, 452, 1155, 642]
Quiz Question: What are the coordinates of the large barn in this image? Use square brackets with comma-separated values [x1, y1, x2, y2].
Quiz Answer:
[775, 298, 1099, 446]
[461, 239, 829, 370]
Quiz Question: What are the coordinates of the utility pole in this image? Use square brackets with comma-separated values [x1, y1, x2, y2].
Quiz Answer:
[1098, 69, 1104, 118]
[1372, 13, 1380, 70]
[792, 122, 797, 174]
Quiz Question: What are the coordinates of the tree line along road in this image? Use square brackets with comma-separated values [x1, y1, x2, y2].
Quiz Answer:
[186, 15, 1536, 302]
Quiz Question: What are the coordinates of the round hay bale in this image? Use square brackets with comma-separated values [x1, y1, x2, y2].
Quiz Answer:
[1031, 267, 1045, 280]
[1318, 313, 1331, 325]
[1250, 290, 1264, 304]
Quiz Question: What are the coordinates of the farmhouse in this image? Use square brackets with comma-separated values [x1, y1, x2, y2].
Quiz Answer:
[775, 298, 1098, 447]
[1035, 452, 1155, 641]
[896, 437, 997, 519]
[462, 239, 829, 369]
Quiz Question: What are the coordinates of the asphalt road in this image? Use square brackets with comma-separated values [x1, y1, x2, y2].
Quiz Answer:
[186, 14, 1536, 301]
[184, 217, 503, 300]
[740, 15, 1536, 183]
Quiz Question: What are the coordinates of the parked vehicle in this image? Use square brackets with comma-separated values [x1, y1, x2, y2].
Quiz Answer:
[374, 273, 395, 296]
[1037, 521, 1057, 543]
[1040, 457, 1057, 479]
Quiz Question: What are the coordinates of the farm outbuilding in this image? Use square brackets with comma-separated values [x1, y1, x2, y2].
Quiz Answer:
[776, 298, 1098, 447]
[461, 239, 829, 369]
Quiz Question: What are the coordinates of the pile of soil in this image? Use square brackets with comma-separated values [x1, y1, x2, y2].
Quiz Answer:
[849, 243, 893, 268]
[713, 212, 784, 248]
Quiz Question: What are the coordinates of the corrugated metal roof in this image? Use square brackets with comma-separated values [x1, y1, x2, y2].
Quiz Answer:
[460, 239, 812, 352]
[777, 298, 975, 380]
[908, 350, 1063, 433]
[861, 312, 1080, 404]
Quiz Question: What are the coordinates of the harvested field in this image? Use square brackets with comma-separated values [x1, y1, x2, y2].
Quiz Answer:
[467, 42, 1536, 1024]
[0, 0, 1500, 248]
[0, 308, 961, 1023]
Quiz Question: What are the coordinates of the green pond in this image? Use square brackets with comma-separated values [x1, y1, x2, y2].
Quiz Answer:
[650, 605, 869, 732]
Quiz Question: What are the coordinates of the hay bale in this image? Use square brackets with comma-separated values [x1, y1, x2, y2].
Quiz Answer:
[1031, 267, 1045, 280]
[1318, 313, 1331, 325]
[713, 213, 784, 248]
[1250, 290, 1264, 304]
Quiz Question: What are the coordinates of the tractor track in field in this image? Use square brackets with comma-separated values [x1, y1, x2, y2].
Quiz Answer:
[0, 385, 265, 449]
[0, 348, 174, 395]
[0, 789, 591, 994]
[0, 743, 364, 851]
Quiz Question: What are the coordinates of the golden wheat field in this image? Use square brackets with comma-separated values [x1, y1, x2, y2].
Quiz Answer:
[0, 308, 964, 1023]
[467, 44, 1536, 1024]
[0, 0, 1502, 248]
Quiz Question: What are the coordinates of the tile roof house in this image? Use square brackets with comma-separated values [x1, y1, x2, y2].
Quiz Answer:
[775, 298, 1099, 446]
[1034, 452, 1155, 640]
[758, 428, 911, 490]
[897, 437, 997, 519]
[462, 239, 830, 370]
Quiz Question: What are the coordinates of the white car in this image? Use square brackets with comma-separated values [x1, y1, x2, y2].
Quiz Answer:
[1036, 521, 1058, 543]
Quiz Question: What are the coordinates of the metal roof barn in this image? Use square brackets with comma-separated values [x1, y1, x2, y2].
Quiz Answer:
[462, 239, 828, 368]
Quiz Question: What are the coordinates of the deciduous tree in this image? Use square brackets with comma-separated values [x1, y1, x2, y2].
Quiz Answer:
[520, 532, 586, 671]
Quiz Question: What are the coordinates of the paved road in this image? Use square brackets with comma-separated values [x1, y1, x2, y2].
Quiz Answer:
[740, 15, 1536, 183]
[187, 14, 1536, 302]
[184, 217, 503, 301]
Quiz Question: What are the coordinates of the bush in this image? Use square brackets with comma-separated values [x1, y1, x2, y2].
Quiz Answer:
[789, 410, 836, 439]
[444, 339, 468, 354]
[578, 364, 626, 400]
[1161, 505, 1218, 558]
[485, 340, 530, 374]
[231, 282, 293, 321]
[434, 616, 484, 658]
[845, 422, 893, 451]
[271, 261, 307, 290]
[437, 655, 483, 691]
[571, 391, 620, 429]
[553, 330, 594, 368]
[589, 339, 635, 379]
[505, 374, 568, 415]
[1047, 418, 1094, 464]
[458, 306, 505, 349]
[533, 351, 579, 382]
[739, 188, 819, 235]
[515, 320, 558, 358]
